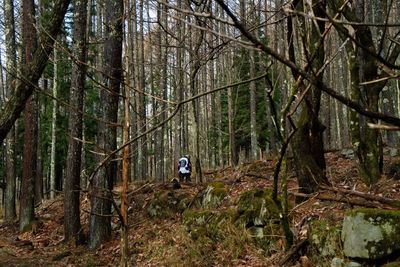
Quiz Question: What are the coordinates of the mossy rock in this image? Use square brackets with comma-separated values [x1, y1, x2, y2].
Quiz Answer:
[147, 190, 190, 219]
[342, 208, 400, 259]
[235, 189, 280, 227]
[309, 219, 342, 259]
[235, 189, 282, 253]
[182, 208, 235, 241]
[195, 181, 227, 209]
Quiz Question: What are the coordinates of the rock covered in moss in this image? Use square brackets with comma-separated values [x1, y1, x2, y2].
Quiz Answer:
[147, 190, 190, 219]
[309, 219, 342, 258]
[182, 209, 235, 241]
[342, 208, 400, 259]
[235, 189, 282, 252]
[235, 189, 280, 227]
[201, 181, 227, 209]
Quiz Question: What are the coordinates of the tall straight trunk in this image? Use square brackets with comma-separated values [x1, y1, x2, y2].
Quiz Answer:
[89, 0, 122, 249]
[120, 56, 130, 267]
[50, 47, 58, 200]
[174, 0, 184, 173]
[20, 0, 37, 232]
[249, 49, 258, 160]
[135, 0, 147, 180]
[156, 1, 167, 181]
[64, 0, 87, 244]
[228, 83, 237, 166]
[4, 0, 17, 223]
[138, 0, 147, 179]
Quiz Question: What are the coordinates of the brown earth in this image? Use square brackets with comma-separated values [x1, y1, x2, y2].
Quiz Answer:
[1, 151, 400, 266]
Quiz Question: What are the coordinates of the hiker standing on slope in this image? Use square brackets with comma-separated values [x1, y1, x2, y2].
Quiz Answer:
[178, 155, 192, 182]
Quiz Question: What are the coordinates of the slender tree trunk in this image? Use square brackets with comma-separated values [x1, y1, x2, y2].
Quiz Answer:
[64, 0, 87, 244]
[89, 0, 123, 249]
[20, 0, 38, 232]
[155, 1, 167, 182]
[4, 0, 17, 223]
[49, 46, 58, 200]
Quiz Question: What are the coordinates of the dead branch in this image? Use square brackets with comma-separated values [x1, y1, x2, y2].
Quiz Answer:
[244, 173, 269, 179]
[319, 185, 400, 208]
[291, 192, 388, 209]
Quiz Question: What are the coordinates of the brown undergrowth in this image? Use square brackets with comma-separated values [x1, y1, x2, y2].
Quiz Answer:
[0, 151, 399, 266]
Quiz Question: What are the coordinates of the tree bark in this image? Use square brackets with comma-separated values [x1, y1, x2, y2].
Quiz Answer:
[49, 47, 58, 200]
[19, 0, 37, 232]
[4, 0, 17, 223]
[64, 0, 87, 244]
[290, 0, 328, 197]
[89, 0, 123, 249]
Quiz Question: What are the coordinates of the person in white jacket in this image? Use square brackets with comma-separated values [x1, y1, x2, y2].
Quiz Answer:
[177, 155, 192, 182]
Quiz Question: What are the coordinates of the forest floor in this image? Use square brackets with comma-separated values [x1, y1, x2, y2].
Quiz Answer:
[1, 151, 400, 266]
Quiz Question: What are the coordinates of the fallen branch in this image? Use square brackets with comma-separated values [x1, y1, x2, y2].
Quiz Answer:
[291, 192, 387, 209]
[244, 173, 269, 179]
[319, 185, 400, 208]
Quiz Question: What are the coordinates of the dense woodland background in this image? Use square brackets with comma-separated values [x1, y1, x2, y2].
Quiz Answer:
[1, 0, 400, 264]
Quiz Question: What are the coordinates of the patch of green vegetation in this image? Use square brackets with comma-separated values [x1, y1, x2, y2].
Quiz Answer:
[234, 189, 283, 253]
[308, 218, 343, 263]
[235, 188, 280, 227]
[147, 190, 190, 219]
[202, 182, 228, 209]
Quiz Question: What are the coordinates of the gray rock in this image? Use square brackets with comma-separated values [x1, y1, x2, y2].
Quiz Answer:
[331, 257, 363, 267]
[201, 182, 227, 209]
[342, 209, 400, 259]
[340, 149, 354, 159]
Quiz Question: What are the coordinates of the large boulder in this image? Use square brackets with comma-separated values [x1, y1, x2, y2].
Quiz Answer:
[342, 208, 400, 259]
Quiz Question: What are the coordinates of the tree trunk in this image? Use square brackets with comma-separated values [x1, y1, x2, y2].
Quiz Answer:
[89, 0, 122, 249]
[49, 46, 58, 200]
[290, 0, 328, 197]
[64, 0, 87, 244]
[20, 0, 37, 232]
[4, 0, 17, 223]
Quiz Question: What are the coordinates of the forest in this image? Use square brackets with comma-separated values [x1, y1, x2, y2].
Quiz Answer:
[1, 0, 400, 266]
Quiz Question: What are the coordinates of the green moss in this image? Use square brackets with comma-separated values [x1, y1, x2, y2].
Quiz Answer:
[309, 219, 342, 258]
[147, 190, 190, 219]
[182, 209, 235, 241]
[201, 182, 228, 209]
[236, 189, 280, 227]
[234, 189, 282, 253]
[346, 208, 400, 221]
